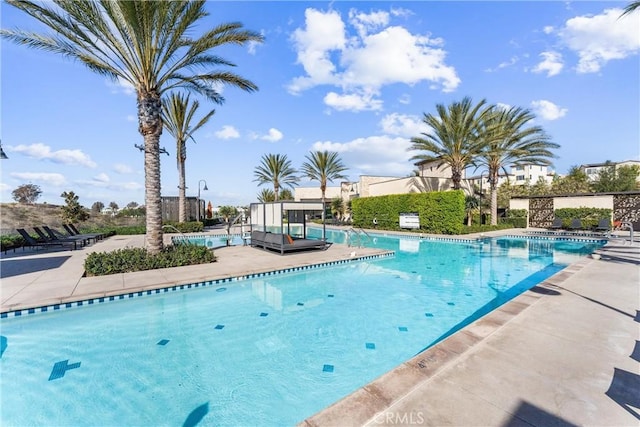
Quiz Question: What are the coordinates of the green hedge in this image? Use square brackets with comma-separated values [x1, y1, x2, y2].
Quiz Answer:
[554, 207, 612, 230]
[84, 244, 215, 276]
[352, 191, 465, 234]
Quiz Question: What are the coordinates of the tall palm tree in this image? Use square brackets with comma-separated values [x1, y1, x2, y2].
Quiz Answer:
[410, 97, 490, 190]
[1, 1, 263, 253]
[300, 150, 348, 239]
[162, 92, 215, 223]
[253, 154, 299, 202]
[476, 106, 558, 225]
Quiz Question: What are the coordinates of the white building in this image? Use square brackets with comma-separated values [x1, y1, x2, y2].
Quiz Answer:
[580, 160, 640, 182]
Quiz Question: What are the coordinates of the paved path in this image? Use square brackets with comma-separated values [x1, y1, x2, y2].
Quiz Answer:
[1, 230, 638, 426]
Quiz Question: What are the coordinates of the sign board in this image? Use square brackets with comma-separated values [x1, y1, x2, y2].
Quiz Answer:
[399, 212, 420, 229]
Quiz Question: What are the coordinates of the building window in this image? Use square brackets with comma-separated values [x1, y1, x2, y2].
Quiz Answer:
[516, 175, 525, 181]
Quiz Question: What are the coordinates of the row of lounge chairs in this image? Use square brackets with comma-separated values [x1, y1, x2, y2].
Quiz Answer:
[546, 218, 612, 236]
[16, 224, 106, 251]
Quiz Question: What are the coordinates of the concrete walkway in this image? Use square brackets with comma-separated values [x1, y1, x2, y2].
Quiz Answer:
[1, 230, 639, 426]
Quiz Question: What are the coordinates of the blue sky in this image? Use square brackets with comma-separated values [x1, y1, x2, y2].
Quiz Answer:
[1, 1, 639, 208]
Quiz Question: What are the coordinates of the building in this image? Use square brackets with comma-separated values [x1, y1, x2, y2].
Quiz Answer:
[580, 160, 640, 182]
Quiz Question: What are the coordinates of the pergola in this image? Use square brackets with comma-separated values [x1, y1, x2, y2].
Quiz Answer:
[249, 201, 325, 239]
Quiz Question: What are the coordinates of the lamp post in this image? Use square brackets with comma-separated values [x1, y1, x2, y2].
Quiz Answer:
[197, 179, 208, 222]
[479, 171, 488, 225]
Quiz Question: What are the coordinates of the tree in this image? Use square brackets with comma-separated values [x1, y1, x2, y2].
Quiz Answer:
[12, 183, 42, 204]
[410, 97, 490, 190]
[475, 105, 558, 224]
[300, 150, 348, 239]
[464, 195, 479, 226]
[550, 166, 591, 195]
[126, 201, 139, 209]
[330, 197, 345, 222]
[109, 202, 119, 215]
[257, 188, 276, 203]
[279, 188, 294, 201]
[60, 191, 89, 223]
[2, 1, 264, 253]
[593, 164, 640, 192]
[91, 201, 105, 213]
[162, 92, 215, 222]
[620, 1, 640, 17]
[218, 205, 238, 223]
[253, 154, 298, 202]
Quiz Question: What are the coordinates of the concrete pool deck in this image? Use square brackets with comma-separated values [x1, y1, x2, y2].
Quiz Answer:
[1, 229, 638, 426]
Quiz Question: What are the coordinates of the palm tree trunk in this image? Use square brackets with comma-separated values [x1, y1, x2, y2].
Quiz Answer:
[489, 170, 498, 226]
[139, 92, 163, 254]
[178, 144, 186, 222]
[451, 167, 461, 190]
[321, 192, 326, 240]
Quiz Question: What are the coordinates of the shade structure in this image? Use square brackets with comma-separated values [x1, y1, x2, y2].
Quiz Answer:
[250, 201, 324, 238]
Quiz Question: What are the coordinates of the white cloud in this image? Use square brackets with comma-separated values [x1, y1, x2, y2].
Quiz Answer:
[10, 172, 67, 186]
[126, 115, 136, 122]
[398, 94, 411, 105]
[379, 113, 428, 138]
[557, 8, 640, 73]
[496, 103, 512, 111]
[260, 128, 284, 142]
[107, 77, 136, 96]
[543, 25, 554, 34]
[94, 173, 110, 183]
[532, 51, 564, 77]
[310, 135, 413, 177]
[288, 7, 460, 110]
[531, 100, 568, 120]
[324, 91, 383, 112]
[214, 125, 240, 139]
[113, 163, 133, 174]
[9, 143, 97, 168]
[485, 56, 519, 72]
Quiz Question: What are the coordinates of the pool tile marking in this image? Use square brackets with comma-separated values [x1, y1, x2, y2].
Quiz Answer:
[214, 324, 225, 330]
[398, 326, 408, 332]
[259, 312, 269, 317]
[366, 343, 376, 350]
[157, 339, 170, 346]
[323, 364, 334, 373]
[48, 360, 81, 381]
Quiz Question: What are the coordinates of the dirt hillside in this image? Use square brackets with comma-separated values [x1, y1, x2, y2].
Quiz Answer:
[0, 203, 138, 235]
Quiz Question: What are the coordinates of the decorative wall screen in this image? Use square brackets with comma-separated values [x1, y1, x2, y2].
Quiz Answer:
[528, 197, 554, 228]
[613, 194, 640, 230]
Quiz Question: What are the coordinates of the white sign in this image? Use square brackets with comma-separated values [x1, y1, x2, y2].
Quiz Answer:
[399, 212, 420, 229]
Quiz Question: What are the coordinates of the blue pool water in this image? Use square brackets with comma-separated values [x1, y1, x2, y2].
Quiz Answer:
[0, 232, 603, 426]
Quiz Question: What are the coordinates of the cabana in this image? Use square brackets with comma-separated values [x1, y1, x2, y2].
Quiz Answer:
[249, 202, 331, 255]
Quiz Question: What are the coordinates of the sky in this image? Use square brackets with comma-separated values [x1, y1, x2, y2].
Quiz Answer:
[1, 1, 639, 209]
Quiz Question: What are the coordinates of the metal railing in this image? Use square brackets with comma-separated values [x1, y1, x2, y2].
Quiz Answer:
[346, 227, 372, 248]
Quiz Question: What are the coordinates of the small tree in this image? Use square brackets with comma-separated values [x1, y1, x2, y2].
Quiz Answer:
[330, 197, 344, 221]
[218, 205, 238, 223]
[279, 188, 294, 201]
[108, 202, 119, 215]
[60, 191, 89, 223]
[91, 201, 105, 213]
[12, 183, 42, 204]
[126, 201, 139, 209]
[257, 188, 276, 203]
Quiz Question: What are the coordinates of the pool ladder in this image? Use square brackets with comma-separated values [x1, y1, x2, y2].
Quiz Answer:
[346, 227, 372, 248]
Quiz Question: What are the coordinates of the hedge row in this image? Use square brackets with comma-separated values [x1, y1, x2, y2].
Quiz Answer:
[351, 191, 465, 234]
[553, 207, 612, 230]
[84, 244, 215, 276]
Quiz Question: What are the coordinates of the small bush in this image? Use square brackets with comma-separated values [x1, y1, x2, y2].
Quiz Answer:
[84, 244, 215, 276]
[1, 234, 25, 251]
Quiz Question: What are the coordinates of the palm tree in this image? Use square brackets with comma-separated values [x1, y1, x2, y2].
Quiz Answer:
[257, 188, 276, 203]
[162, 92, 215, 223]
[410, 97, 490, 190]
[330, 197, 345, 222]
[253, 154, 299, 202]
[1, 1, 263, 253]
[300, 150, 348, 239]
[620, 1, 640, 17]
[464, 195, 479, 227]
[476, 106, 558, 225]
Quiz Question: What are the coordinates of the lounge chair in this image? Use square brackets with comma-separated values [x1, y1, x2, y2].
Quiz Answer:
[548, 217, 563, 231]
[33, 226, 83, 249]
[16, 228, 77, 251]
[61, 224, 102, 243]
[42, 225, 91, 246]
[66, 224, 105, 241]
[594, 218, 612, 236]
[568, 219, 583, 233]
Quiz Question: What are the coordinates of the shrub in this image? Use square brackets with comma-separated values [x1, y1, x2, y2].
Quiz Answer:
[84, 244, 215, 276]
[1, 234, 25, 252]
[554, 207, 612, 230]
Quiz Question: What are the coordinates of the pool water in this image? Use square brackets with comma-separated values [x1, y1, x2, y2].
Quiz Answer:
[0, 232, 603, 426]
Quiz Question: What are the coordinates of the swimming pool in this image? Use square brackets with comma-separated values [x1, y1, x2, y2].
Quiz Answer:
[0, 232, 603, 426]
